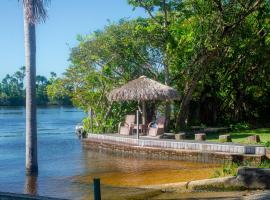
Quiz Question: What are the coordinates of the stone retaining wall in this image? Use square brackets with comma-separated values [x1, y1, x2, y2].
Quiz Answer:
[266, 149, 270, 159]
[87, 134, 266, 155]
[236, 167, 270, 189]
[83, 137, 265, 164]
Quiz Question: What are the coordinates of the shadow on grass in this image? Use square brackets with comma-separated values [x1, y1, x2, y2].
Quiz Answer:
[206, 128, 270, 143]
[238, 128, 270, 134]
[205, 133, 253, 141]
[182, 127, 270, 144]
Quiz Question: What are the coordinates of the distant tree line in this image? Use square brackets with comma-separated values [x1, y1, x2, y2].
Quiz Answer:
[0, 67, 71, 106]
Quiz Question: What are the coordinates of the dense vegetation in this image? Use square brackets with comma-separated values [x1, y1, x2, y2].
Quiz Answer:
[0, 67, 71, 106]
[47, 0, 270, 133]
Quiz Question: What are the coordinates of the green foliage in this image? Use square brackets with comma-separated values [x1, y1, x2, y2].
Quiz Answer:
[0, 67, 25, 105]
[207, 128, 270, 146]
[263, 141, 270, 148]
[213, 159, 270, 178]
[0, 68, 71, 106]
[229, 122, 250, 132]
[258, 160, 270, 168]
[50, 0, 270, 133]
[48, 20, 165, 133]
[46, 78, 71, 105]
[212, 162, 240, 178]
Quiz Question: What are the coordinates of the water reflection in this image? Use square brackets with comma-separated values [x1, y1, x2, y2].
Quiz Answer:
[24, 175, 38, 195]
[0, 107, 220, 200]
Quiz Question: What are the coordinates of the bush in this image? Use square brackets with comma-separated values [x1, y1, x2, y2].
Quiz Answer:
[229, 122, 250, 131]
[213, 159, 270, 178]
[212, 162, 239, 178]
[262, 141, 270, 148]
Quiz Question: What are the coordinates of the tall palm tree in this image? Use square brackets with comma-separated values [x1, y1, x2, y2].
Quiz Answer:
[22, 0, 49, 175]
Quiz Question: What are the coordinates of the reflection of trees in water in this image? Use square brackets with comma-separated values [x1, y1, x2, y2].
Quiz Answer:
[24, 175, 38, 195]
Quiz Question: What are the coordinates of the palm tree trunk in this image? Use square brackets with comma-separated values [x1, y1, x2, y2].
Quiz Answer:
[24, 6, 38, 175]
[164, 61, 171, 131]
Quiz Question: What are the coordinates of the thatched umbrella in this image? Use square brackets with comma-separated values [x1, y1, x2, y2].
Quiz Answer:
[108, 76, 180, 101]
[108, 76, 180, 136]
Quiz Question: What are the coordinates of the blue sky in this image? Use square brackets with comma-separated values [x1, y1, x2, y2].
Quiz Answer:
[0, 0, 146, 79]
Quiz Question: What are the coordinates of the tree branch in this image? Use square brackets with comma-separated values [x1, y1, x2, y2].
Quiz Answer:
[137, 1, 160, 25]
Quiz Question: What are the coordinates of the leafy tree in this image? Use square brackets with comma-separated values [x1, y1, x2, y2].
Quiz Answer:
[0, 68, 70, 106]
[48, 20, 164, 133]
[128, 0, 182, 128]
[0, 67, 25, 105]
[36, 75, 49, 105]
[50, 0, 270, 132]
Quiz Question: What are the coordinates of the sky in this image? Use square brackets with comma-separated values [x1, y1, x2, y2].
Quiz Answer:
[0, 0, 146, 79]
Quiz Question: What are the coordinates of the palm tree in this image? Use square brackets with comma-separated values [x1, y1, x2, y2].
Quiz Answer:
[22, 0, 50, 175]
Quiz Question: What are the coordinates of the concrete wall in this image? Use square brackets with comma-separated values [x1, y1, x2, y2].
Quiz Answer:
[87, 134, 266, 155]
[83, 138, 265, 164]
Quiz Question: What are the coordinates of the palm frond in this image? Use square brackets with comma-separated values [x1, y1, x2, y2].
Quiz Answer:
[22, 0, 50, 24]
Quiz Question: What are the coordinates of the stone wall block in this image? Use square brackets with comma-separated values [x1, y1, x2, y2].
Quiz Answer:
[195, 133, 206, 141]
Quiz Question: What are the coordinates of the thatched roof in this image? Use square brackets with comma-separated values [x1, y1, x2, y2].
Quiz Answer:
[108, 76, 180, 101]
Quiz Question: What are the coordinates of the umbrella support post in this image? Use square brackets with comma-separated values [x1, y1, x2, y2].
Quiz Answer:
[142, 101, 146, 135]
[136, 110, 139, 144]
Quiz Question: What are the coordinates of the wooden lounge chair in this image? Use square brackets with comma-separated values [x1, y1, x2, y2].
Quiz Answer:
[118, 115, 135, 135]
[147, 116, 165, 137]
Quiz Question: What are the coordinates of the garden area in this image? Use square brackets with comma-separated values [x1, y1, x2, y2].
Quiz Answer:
[46, 0, 270, 138]
[207, 127, 270, 146]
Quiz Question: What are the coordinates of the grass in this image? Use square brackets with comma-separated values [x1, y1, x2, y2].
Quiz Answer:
[212, 162, 239, 178]
[212, 159, 270, 178]
[206, 128, 270, 146]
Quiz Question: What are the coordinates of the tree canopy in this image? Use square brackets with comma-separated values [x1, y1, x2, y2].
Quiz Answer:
[48, 0, 270, 132]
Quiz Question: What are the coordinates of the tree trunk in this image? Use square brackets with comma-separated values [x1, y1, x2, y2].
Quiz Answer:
[176, 49, 219, 130]
[177, 84, 193, 129]
[24, 7, 38, 175]
[163, 0, 171, 132]
[24, 175, 38, 195]
[176, 67, 205, 130]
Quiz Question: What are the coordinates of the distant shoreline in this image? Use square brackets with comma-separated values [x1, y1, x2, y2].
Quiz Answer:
[0, 105, 75, 108]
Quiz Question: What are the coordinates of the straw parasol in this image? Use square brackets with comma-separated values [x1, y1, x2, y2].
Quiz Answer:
[108, 76, 180, 101]
[108, 76, 180, 136]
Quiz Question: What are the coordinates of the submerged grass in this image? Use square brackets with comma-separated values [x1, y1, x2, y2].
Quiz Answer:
[212, 159, 270, 178]
[212, 162, 239, 178]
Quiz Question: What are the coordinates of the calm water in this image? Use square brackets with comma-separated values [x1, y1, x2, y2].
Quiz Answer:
[0, 107, 218, 200]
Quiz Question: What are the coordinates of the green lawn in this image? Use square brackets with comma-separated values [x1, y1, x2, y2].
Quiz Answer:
[206, 128, 270, 146]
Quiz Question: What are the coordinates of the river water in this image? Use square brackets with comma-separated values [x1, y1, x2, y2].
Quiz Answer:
[0, 107, 219, 199]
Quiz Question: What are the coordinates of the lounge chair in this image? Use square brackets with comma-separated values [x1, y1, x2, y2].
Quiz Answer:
[118, 115, 135, 135]
[147, 116, 165, 136]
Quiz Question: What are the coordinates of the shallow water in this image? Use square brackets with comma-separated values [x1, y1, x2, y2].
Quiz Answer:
[0, 107, 219, 199]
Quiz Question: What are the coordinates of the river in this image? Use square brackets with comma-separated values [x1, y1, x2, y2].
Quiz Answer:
[0, 106, 219, 199]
